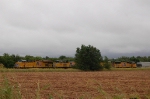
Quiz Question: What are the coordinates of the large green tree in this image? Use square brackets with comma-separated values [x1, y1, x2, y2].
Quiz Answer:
[75, 45, 103, 71]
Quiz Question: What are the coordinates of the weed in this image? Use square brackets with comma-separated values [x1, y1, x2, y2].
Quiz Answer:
[36, 81, 41, 99]
[145, 95, 150, 99]
[35, 80, 51, 99]
[0, 75, 22, 99]
[97, 85, 106, 95]
[48, 94, 54, 99]
[130, 87, 136, 92]
[115, 87, 122, 94]
[113, 94, 126, 99]
[129, 93, 140, 99]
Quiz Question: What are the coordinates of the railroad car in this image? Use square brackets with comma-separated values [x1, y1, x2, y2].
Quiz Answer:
[112, 61, 136, 68]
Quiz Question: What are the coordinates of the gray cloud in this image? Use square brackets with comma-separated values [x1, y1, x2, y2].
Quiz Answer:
[0, 0, 150, 58]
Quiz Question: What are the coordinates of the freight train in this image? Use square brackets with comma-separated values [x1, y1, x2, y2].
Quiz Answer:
[14, 60, 137, 68]
[14, 60, 74, 68]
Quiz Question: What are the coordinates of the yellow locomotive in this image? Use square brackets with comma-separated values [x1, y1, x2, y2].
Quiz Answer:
[112, 61, 136, 68]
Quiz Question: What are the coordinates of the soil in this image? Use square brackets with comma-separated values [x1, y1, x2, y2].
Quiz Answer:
[1, 70, 150, 99]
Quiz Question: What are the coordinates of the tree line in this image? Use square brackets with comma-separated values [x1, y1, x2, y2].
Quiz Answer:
[111, 56, 150, 63]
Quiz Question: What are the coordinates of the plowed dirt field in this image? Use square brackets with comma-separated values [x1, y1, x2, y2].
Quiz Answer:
[1, 70, 150, 99]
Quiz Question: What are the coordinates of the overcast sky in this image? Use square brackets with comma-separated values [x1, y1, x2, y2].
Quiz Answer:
[0, 0, 150, 58]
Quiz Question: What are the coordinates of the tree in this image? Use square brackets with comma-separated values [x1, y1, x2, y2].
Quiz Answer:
[59, 55, 66, 60]
[45, 56, 49, 60]
[0, 53, 16, 68]
[35, 56, 43, 61]
[75, 45, 103, 71]
[130, 56, 139, 63]
[103, 56, 111, 70]
[59, 55, 68, 62]
[25, 55, 34, 61]
[148, 56, 150, 62]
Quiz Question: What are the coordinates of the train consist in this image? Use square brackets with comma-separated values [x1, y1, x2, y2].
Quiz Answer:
[14, 60, 74, 68]
[14, 60, 137, 68]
